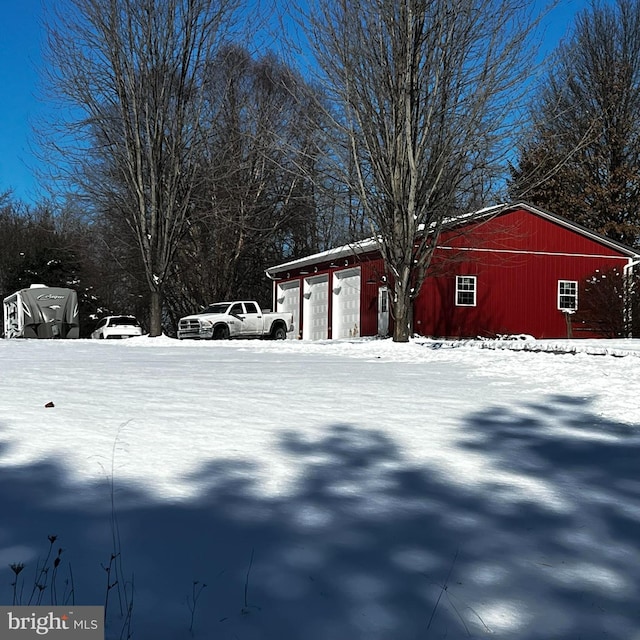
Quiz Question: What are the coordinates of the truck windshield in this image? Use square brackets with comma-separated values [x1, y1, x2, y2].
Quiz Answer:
[202, 303, 231, 314]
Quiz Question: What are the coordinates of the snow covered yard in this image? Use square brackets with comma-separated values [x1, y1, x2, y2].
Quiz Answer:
[0, 336, 639, 639]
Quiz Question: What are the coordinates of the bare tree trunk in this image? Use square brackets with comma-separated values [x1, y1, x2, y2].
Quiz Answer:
[304, 0, 540, 341]
[392, 280, 413, 342]
[149, 289, 163, 337]
[42, 0, 241, 335]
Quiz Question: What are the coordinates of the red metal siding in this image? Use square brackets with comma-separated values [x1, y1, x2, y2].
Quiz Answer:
[415, 251, 627, 338]
[358, 258, 387, 336]
[414, 208, 630, 338]
[440, 208, 626, 257]
[270, 207, 634, 340]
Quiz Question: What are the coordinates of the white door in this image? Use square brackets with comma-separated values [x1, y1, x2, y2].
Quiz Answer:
[303, 275, 329, 340]
[377, 286, 389, 336]
[332, 268, 361, 339]
[276, 281, 300, 339]
[238, 302, 262, 335]
[228, 302, 252, 336]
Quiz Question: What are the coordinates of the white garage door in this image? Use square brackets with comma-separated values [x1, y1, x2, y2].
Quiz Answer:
[302, 275, 329, 340]
[276, 280, 300, 339]
[332, 267, 361, 339]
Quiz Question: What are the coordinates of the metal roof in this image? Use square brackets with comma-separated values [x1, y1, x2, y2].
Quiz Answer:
[265, 202, 639, 278]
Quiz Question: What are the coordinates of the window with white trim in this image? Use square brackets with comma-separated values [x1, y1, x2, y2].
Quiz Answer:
[455, 276, 477, 306]
[558, 280, 578, 311]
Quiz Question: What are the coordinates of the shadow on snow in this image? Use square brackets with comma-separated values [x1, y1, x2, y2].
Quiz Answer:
[0, 394, 639, 639]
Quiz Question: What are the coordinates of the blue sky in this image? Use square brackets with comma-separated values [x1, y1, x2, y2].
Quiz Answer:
[0, 0, 600, 205]
[0, 0, 43, 204]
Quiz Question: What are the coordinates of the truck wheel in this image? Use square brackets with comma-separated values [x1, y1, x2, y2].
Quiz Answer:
[212, 324, 230, 340]
[271, 324, 287, 340]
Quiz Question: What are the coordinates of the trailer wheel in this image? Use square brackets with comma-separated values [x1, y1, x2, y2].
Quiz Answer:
[271, 324, 287, 340]
[212, 324, 230, 340]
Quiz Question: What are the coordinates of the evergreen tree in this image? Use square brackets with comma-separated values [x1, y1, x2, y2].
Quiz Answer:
[510, 0, 640, 248]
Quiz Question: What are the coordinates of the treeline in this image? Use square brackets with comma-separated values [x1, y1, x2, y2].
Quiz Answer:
[1, 44, 357, 337]
[2, 0, 640, 340]
[509, 0, 640, 248]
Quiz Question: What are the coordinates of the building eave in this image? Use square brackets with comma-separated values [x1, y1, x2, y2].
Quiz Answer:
[266, 202, 640, 279]
[496, 202, 640, 258]
[265, 237, 379, 278]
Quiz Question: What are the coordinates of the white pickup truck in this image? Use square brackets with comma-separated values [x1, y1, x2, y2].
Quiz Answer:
[177, 300, 293, 340]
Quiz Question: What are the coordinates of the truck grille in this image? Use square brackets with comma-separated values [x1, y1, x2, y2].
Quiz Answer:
[178, 319, 202, 337]
[180, 319, 200, 330]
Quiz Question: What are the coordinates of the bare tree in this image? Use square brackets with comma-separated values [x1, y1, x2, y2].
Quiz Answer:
[164, 45, 341, 319]
[303, 0, 539, 341]
[510, 0, 640, 249]
[42, 0, 240, 335]
[574, 267, 640, 338]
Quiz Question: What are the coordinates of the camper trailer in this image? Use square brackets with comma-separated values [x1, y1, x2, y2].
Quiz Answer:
[3, 285, 79, 339]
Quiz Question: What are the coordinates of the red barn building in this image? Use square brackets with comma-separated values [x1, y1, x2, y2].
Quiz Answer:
[266, 203, 639, 340]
